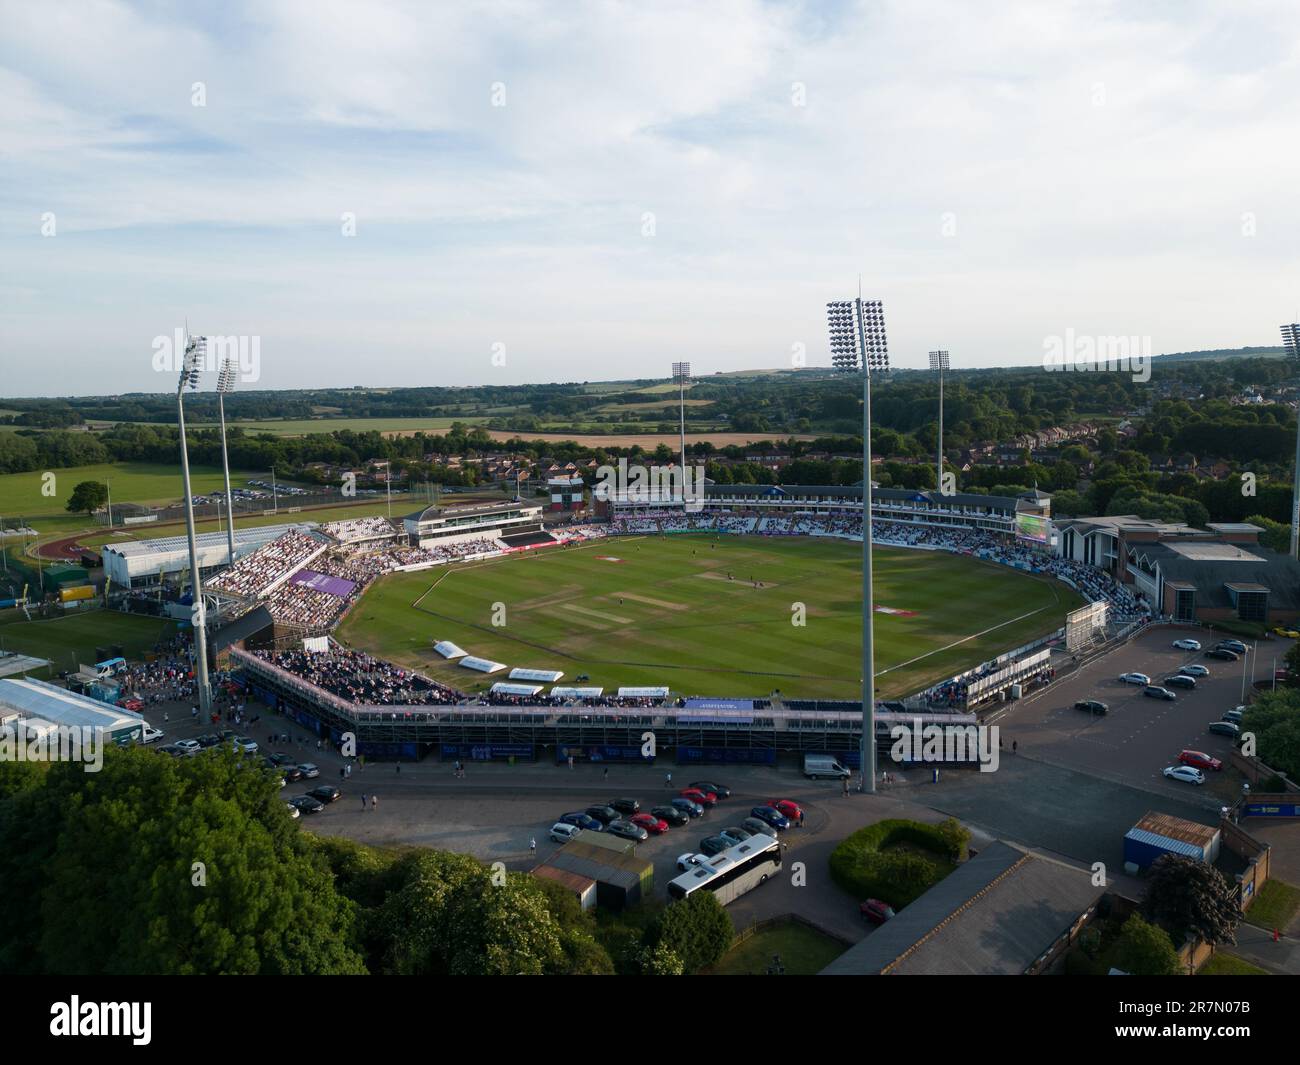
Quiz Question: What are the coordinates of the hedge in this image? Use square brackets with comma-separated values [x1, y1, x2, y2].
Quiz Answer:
[828, 817, 970, 908]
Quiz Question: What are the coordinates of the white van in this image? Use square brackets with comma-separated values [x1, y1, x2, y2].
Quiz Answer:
[804, 754, 850, 780]
[549, 822, 583, 844]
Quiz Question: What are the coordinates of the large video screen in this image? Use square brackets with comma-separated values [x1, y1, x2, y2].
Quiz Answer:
[1015, 513, 1051, 544]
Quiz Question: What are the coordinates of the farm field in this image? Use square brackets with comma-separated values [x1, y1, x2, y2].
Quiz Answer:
[476, 430, 820, 448]
[189, 416, 489, 437]
[337, 534, 1081, 700]
[0, 462, 257, 517]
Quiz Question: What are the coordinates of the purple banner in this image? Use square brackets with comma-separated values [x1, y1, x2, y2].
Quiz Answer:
[289, 569, 357, 598]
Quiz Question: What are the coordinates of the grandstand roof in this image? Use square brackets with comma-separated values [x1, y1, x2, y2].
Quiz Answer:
[1130, 542, 1300, 610]
[104, 523, 314, 561]
[0, 676, 143, 738]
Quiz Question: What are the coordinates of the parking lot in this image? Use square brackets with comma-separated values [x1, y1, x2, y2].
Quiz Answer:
[989, 626, 1285, 805]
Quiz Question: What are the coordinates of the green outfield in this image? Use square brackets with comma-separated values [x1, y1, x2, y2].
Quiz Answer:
[336, 534, 1082, 700]
[0, 462, 258, 518]
[0, 608, 179, 676]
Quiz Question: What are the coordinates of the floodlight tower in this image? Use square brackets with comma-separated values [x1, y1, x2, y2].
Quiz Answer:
[1283, 323, 1300, 558]
[672, 362, 691, 507]
[216, 356, 239, 564]
[177, 331, 213, 715]
[929, 351, 950, 495]
[827, 294, 889, 795]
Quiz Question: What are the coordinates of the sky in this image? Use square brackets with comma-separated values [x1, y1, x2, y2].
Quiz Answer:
[2, 0, 1299, 397]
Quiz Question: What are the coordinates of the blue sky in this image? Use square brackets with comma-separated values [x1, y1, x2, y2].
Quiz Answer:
[2, 0, 1298, 396]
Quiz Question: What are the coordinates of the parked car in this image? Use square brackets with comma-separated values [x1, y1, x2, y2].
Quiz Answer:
[1205, 648, 1239, 661]
[1208, 721, 1241, 738]
[1144, 686, 1176, 701]
[297, 763, 320, 778]
[680, 788, 717, 808]
[699, 835, 731, 856]
[718, 826, 752, 846]
[1164, 675, 1197, 689]
[308, 785, 342, 803]
[174, 739, 201, 754]
[676, 852, 709, 872]
[630, 812, 669, 835]
[610, 797, 641, 816]
[285, 803, 300, 819]
[1119, 672, 1150, 685]
[651, 805, 689, 826]
[269, 753, 297, 766]
[1178, 750, 1222, 772]
[140, 724, 164, 743]
[688, 781, 731, 799]
[550, 822, 583, 844]
[607, 819, 649, 842]
[740, 816, 777, 837]
[118, 697, 145, 712]
[196, 734, 223, 749]
[585, 805, 620, 825]
[560, 812, 604, 831]
[289, 795, 325, 814]
[1162, 765, 1205, 786]
[750, 805, 791, 830]
[1172, 638, 1202, 651]
[671, 797, 704, 818]
[1217, 639, 1248, 654]
[156, 743, 185, 757]
[280, 765, 304, 783]
[860, 898, 896, 925]
[1272, 626, 1300, 639]
[1180, 664, 1209, 677]
[1074, 700, 1108, 715]
[1221, 708, 1244, 725]
[232, 736, 258, 753]
[767, 799, 803, 823]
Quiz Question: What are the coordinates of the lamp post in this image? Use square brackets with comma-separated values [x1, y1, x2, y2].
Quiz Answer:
[1282, 324, 1300, 558]
[672, 362, 691, 509]
[827, 294, 889, 794]
[177, 330, 212, 715]
[929, 350, 950, 495]
[216, 357, 238, 564]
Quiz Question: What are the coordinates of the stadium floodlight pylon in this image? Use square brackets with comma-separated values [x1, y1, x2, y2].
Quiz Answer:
[176, 328, 213, 715]
[826, 292, 889, 795]
[672, 362, 692, 508]
[929, 351, 950, 496]
[1283, 323, 1300, 558]
[216, 357, 239, 565]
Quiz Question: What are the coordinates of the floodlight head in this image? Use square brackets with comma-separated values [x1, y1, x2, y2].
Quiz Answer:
[217, 356, 238, 394]
[928, 350, 950, 373]
[1282, 323, 1300, 361]
[827, 298, 888, 373]
[180, 334, 207, 392]
[672, 361, 692, 384]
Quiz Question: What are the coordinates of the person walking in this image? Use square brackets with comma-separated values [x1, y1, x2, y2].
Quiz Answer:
[602, 766, 608, 781]
[665, 771, 672, 788]
[1012, 739, 1018, 755]
[798, 809, 804, 827]
[361, 793, 368, 811]
[529, 837, 537, 856]
[371, 794, 378, 811]
[396, 762, 401, 775]
[842, 776, 850, 797]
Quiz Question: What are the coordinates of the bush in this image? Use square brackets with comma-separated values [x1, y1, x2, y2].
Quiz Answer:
[828, 818, 968, 907]
[647, 893, 734, 973]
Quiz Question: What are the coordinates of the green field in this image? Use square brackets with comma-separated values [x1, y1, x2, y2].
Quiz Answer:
[0, 608, 179, 675]
[337, 534, 1081, 700]
[0, 462, 257, 518]
[189, 416, 488, 437]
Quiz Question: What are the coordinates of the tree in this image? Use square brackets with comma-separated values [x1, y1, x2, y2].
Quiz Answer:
[638, 941, 685, 975]
[1112, 914, 1181, 975]
[65, 480, 108, 519]
[1142, 855, 1240, 947]
[648, 892, 733, 973]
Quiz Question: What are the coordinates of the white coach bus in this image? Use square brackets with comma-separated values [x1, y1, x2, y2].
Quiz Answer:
[666, 835, 782, 905]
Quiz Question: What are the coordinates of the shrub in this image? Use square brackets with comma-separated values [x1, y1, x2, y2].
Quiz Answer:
[828, 818, 966, 907]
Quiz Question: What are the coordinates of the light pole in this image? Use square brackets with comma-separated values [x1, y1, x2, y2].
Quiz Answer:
[177, 331, 212, 715]
[672, 362, 691, 508]
[828, 293, 889, 794]
[216, 357, 239, 564]
[1282, 324, 1300, 558]
[929, 351, 950, 495]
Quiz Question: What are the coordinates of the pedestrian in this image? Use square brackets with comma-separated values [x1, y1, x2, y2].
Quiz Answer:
[932, 766, 940, 784]
[603, 766, 608, 781]
[665, 771, 672, 787]
[371, 794, 378, 810]
[340, 766, 346, 781]
[1012, 740, 1018, 755]
[361, 793, 368, 810]
[396, 762, 401, 774]
[842, 776, 849, 797]
[567, 755, 574, 770]
[529, 837, 537, 855]
[798, 809, 804, 827]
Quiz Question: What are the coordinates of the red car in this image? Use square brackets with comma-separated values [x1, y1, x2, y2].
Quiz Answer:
[860, 898, 896, 925]
[768, 799, 803, 823]
[680, 788, 717, 807]
[630, 813, 669, 835]
[1178, 750, 1223, 772]
[116, 697, 144, 711]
